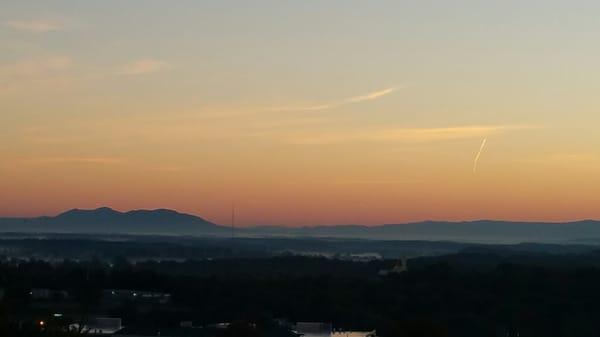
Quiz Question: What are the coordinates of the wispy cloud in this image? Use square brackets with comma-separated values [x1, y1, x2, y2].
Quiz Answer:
[22, 155, 192, 173]
[247, 116, 326, 129]
[287, 125, 536, 145]
[31, 157, 124, 165]
[346, 87, 398, 103]
[524, 153, 600, 166]
[4, 20, 64, 33]
[0, 56, 73, 92]
[269, 86, 400, 112]
[0, 57, 71, 76]
[326, 178, 424, 185]
[119, 59, 170, 75]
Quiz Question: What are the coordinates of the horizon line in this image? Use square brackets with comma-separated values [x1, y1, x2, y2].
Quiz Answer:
[0, 206, 598, 228]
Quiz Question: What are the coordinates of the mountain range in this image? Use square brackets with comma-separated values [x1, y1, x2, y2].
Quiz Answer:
[1, 207, 600, 243]
[0, 207, 224, 236]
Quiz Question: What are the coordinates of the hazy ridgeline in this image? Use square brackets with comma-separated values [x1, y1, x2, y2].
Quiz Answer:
[4, 208, 600, 244]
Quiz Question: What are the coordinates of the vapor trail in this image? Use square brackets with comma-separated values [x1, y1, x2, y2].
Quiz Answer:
[473, 138, 487, 173]
[268, 86, 400, 112]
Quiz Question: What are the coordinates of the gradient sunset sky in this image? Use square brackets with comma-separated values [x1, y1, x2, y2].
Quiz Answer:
[2, 1, 600, 226]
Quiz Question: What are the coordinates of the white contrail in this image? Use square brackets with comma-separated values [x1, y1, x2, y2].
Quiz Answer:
[473, 138, 487, 173]
[345, 87, 398, 104]
[268, 86, 400, 112]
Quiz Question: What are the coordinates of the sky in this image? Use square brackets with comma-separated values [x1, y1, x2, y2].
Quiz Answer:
[2, 1, 600, 226]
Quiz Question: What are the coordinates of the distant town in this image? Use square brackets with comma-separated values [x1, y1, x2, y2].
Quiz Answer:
[2, 232, 600, 336]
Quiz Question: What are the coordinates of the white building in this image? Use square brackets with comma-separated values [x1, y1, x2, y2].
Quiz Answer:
[331, 330, 377, 337]
[69, 317, 123, 335]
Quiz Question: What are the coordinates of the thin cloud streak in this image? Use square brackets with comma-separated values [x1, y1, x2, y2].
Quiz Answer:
[288, 125, 536, 145]
[269, 86, 400, 112]
[0, 57, 72, 76]
[30, 157, 124, 165]
[20, 156, 193, 174]
[0, 56, 73, 92]
[346, 87, 397, 103]
[4, 20, 64, 32]
[119, 59, 170, 75]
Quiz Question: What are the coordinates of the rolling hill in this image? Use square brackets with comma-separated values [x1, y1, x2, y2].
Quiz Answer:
[2, 208, 600, 243]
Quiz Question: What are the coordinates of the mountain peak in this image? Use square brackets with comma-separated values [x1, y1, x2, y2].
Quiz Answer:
[46, 207, 222, 235]
[58, 207, 121, 217]
[126, 208, 180, 215]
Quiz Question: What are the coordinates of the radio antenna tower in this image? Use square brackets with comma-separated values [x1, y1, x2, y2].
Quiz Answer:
[230, 202, 235, 239]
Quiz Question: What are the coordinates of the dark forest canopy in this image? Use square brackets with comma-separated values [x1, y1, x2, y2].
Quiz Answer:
[4, 252, 600, 336]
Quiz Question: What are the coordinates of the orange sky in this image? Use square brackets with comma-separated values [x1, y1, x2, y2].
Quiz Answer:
[2, 1, 600, 226]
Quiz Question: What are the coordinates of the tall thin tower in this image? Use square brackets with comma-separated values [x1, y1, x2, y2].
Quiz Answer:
[230, 202, 235, 239]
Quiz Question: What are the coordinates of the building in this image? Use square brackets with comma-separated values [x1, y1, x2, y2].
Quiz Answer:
[103, 289, 171, 304]
[70, 317, 123, 335]
[331, 330, 377, 337]
[294, 322, 332, 337]
[378, 257, 408, 276]
[343, 253, 383, 262]
[30, 288, 69, 301]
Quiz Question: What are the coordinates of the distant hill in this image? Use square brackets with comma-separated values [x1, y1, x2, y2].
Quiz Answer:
[0, 207, 226, 235]
[246, 220, 600, 243]
[2, 208, 600, 243]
